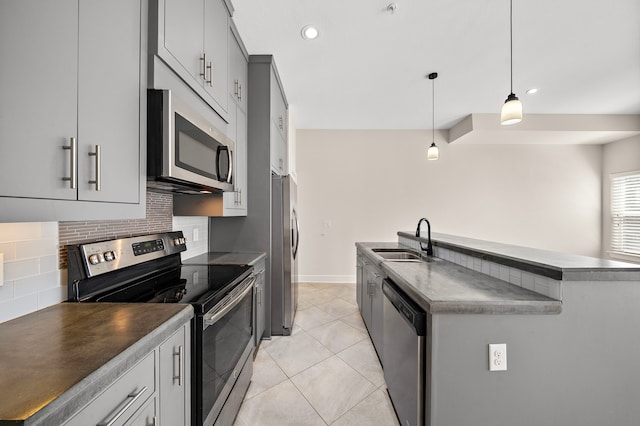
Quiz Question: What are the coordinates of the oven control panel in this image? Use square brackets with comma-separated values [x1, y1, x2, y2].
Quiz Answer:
[77, 231, 187, 277]
[132, 239, 165, 256]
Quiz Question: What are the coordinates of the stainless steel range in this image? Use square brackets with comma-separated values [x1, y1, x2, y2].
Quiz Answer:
[67, 231, 255, 426]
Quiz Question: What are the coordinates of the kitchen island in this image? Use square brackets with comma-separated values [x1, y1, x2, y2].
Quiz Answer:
[357, 232, 640, 426]
[0, 303, 193, 426]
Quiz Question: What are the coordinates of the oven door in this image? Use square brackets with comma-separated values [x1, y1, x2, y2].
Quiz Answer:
[199, 275, 255, 425]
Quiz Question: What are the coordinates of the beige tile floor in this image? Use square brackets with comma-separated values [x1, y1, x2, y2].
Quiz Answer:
[233, 282, 400, 426]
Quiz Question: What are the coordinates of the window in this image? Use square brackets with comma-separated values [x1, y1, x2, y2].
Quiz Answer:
[611, 171, 640, 258]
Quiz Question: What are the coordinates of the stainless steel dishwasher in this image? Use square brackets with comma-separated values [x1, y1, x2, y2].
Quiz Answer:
[382, 279, 426, 426]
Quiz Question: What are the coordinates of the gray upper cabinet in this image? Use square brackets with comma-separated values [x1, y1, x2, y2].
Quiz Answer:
[0, 0, 145, 221]
[157, 0, 230, 119]
[229, 27, 248, 113]
[222, 27, 249, 216]
[0, 0, 78, 201]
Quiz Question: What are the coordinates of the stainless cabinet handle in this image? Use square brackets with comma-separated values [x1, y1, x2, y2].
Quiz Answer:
[153, 416, 157, 426]
[237, 188, 242, 205]
[174, 345, 184, 386]
[96, 386, 147, 426]
[62, 137, 77, 189]
[200, 53, 207, 79]
[88, 145, 101, 191]
[234, 79, 239, 97]
[239, 83, 242, 101]
[279, 116, 284, 130]
[206, 62, 213, 86]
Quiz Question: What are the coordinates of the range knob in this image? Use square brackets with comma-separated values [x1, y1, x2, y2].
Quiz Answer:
[173, 237, 186, 246]
[103, 251, 116, 262]
[88, 253, 105, 265]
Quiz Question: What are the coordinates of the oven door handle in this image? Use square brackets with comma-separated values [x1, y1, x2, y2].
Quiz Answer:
[203, 275, 256, 327]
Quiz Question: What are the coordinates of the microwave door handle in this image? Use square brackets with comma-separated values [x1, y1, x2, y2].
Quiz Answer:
[226, 147, 233, 183]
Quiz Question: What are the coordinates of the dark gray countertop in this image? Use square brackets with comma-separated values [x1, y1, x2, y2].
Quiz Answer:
[357, 242, 561, 315]
[0, 303, 193, 425]
[183, 251, 266, 266]
[399, 232, 640, 281]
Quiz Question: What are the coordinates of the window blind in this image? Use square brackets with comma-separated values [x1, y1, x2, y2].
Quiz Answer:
[611, 171, 640, 257]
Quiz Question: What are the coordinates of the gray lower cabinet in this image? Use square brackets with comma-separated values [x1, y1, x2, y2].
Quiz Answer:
[358, 254, 385, 363]
[127, 397, 157, 426]
[0, 0, 145, 221]
[159, 325, 191, 425]
[63, 352, 156, 426]
[254, 259, 267, 347]
[63, 323, 190, 426]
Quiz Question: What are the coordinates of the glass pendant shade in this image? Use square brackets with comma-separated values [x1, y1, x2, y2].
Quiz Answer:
[500, 93, 522, 125]
[427, 142, 439, 160]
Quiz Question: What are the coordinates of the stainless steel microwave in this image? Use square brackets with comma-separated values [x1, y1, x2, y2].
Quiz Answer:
[147, 89, 233, 194]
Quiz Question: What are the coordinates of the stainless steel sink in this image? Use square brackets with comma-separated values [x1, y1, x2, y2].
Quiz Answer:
[372, 248, 423, 261]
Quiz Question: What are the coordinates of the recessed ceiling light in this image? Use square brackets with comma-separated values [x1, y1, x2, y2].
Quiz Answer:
[526, 88, 539, 95]
[301, 25, 319, 40]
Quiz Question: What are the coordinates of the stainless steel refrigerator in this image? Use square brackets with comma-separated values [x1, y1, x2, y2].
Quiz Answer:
[271, 175, 299, 335]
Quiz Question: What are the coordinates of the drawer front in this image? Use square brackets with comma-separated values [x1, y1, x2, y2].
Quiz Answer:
[64, 352, 156, 426]
[126, 396, 157, 426]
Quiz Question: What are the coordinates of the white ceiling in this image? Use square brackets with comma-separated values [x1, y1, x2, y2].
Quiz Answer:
[231, 0, 640, 137]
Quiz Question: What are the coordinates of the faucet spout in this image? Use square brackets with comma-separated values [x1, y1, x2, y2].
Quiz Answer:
[415, 218, 433, 256]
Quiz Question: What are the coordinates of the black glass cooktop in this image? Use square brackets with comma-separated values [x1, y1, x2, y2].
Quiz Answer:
[91, 264, 252, 313]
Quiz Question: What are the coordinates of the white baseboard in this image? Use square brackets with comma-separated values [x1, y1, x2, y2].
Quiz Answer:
[298, 275, 356, 284]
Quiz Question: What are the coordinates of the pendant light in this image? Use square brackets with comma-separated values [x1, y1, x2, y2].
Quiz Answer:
[500, 0, 522, 125]
[427, 72, 439, 160]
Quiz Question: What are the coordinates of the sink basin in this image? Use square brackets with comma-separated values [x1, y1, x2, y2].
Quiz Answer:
[372, 248, 422, 261]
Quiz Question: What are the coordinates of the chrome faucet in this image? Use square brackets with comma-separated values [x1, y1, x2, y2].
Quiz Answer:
[415, 218, 433, 256]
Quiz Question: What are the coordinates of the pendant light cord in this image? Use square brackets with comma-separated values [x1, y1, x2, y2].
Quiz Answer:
[428, 72, 438, 144]
[509, 0, 513, 94]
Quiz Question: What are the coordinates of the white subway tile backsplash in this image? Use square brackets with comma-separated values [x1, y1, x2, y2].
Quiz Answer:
[0, 282, 14, 302]
[0, 223, 46, 242]
[0, 294, 38, 323]
[473, 258, 482, 272]
[13, 271, 60, 298]
[490, 262, 501, 279]
[0, 242, 15, 261]
[15, 238, 58, 260]
[499, 265, 510, 282]
[40, 255, 59, 274]
[481, 260, 491, 275]
[521, 272, 535, 291]
[4, 258, 40, 281]
[509, 269, 522, 286]
[38, 285, 68, 309]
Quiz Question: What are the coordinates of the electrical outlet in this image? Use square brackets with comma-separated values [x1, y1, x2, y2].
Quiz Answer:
[193, 271, 199, 285]
[489, 343, 507, 371]
[193, 228, 199, 242]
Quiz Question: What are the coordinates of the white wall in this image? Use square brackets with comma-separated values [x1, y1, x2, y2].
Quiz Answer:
[601, 135, 640, 261]
[296, 129, 603, 283]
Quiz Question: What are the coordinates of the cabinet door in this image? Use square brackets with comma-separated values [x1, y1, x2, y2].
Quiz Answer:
[370, 271, 385, 363]
[362, 266, 373, 332]
[78, 0, 141, 203]
[270, 72, 287, 140]
[270, 122, 287, 175]
[159, 326, 189, 426]
[356, 255, 364, 313]
[0, 0, 78, 200]
[229, 29, 248, 113]
[255, 266, 266, 345]
[203, 0, 229, 113]
[163, 0, 204, 86]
